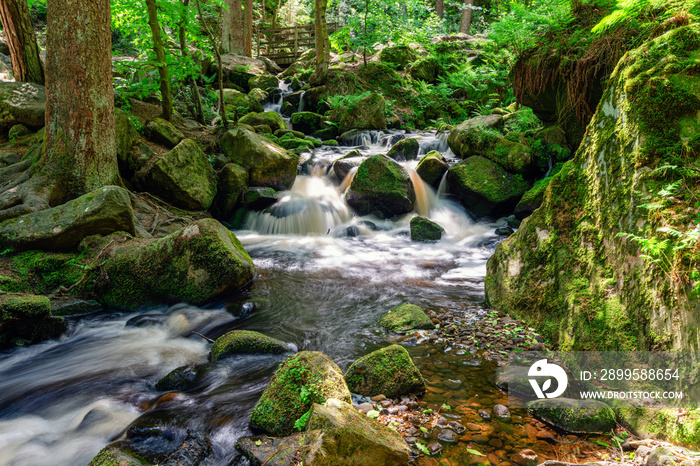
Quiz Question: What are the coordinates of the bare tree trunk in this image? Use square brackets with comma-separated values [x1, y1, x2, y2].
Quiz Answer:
[459, 0, 474, 35]
[179, 0, 204, 123]
[312, 0, 329, 85]
[436, 0, 443, 18]
[272, 0, 280, 28]
[43, 0, 119, 204]
[222, 0, 244, 54]
[195, 0, 228, 130]
[0, 0, 44, 84]
[146, 0, 173, 121]
[243, 0, 253, 57]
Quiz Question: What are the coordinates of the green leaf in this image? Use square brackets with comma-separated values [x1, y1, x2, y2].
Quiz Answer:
[255, 440, 262, 446]
[595, 440, 610, 447]
[367, 410, 380, 419]
[468, 448, 486, 456]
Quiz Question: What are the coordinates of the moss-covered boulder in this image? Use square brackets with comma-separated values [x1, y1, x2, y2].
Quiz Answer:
[248, 75, 279, 92]
[379, 303, 434, 333]
[386, 137, 419, 161]
[155, 364, 206, 392]
[210, 330, 289, 361]
[0, 186, 135, 252]
[514, 177, 551, 219]
[345, 345, 426, 398]
[236, 433, 305, 466]
[248, 87, 268, 103]
[290, 111, 324, 135]
[0, 82, 45, 129]
[100, 218, 255, 310]
[409, 57, 440, 83]
[145, 139, 217, 210]
[220, 127, 299, 191]
[223, 89, 264, 115]
[339, 93, 386, 133]
[611, 400, 700, 447]
[415, 150, 448, 188]
[484, 137, 533, 174]
[115, 108, 143, 176]
[146, 118, 184, 149]
[527, 398, 616, 434]
[239, 111, 287, 133]
[410, 216, 444, 242]
[331, 152, 364, 184]
[345, 155, 415, 218]
[447, 114, 504, 159]
[486, 25, 700, 351]
[447, 156, 529, 218]
[216, 54, 269, 91]
[213, 163, 248, 219]
[244, 186, 277, 210]
[87, 446, 145, 466]
[249, 351, 351, 436]
[275, 128, 306, 139]
[277, 136, 316, 152]
[301, 398, 411, 465]
[378, 44, 417, 70]
[0, 294, 66, 349]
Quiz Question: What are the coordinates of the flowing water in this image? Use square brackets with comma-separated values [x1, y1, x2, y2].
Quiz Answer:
[0, 129, 609, 465]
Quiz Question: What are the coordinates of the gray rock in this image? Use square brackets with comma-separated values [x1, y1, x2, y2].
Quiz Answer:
[527, 398, 616, 434]
[0, 82, 45, 129]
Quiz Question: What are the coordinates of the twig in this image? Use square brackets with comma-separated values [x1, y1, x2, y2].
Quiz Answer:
[191, 331, 215, 343]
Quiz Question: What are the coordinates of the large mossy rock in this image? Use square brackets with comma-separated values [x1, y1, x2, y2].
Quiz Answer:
[344, 344, 426, 398]
[484, 137, 533, 175]
[345, 155, 415, 218]
[447, 156, 529, 218]
[100, 218, 255, 310]
[236, 433, 305, 466]
[485, 25, 700, 351]
[215, 54, 269, 91]
[386, 138, 419, 161]
[514, 177, 551, 219]
[248, 74, 279, 92]
[339, 93, 386, 133]
[379, 303, 434, 333]
[115, 108, 142, 175]
[410, 216, 444, 242]
[145, 139, 217, 210]
[301, 398, 411, 466]
[220, 127, 299, 191]
[223, 89, 264, 115]
[447, 114, 504, 159]
[0, 186, 135, 251]
[378, 44, 417, 70]
[415, 150, 448, 187]
[210, 330, 289, 361]
[409, 57, 440, 83]
[239, 111, 287, 133]
[0, 294, 66, 349]
[290, 111, 324, 135]
[146, 118, 184, 149]
[213, 163, 248, 219]
[249, 351, 351, 436]
[527, 398, 616, 434]
[0, 82, 45, 128]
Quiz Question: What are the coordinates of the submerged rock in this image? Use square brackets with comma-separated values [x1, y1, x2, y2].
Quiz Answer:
[220, 127, 299, 191]
[100, 218, 255, 310]
[0, 185, 135, 252]
[527, 398, 616, 434]
[345, 344, 426, 398]
[345, 154, 415, 218]
[210, 330, 289, 361]
[410, 216, 444, 242]
[301, 398, 411, 465]
[379, 303, 434, 333]
[249, 351, 351, 436]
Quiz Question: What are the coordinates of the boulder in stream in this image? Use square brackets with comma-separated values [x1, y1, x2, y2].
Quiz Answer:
[447, 113, 504, 159]
[0, 293, 66, 349]
[410, 216, 444, 242]
[345, 344, 426, 398]
[290, 111, 324, 134]
[386, 137, 419, 161]
[345, 154, 415, 218]
[87, 446, 145, 466]
[339, 92, 386, 133]
[527, 398, 616, 434]
[210, 330, 290, 361]
[379, 303, 434, 333]
[249, 351, 351, 436]
[415, 150, 448, 188]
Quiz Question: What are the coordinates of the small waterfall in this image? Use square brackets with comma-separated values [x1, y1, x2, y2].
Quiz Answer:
[264, 81, 293, 129]
[298, 91, 306, 113]
[339, 166, 358, 193]
[245, 176, 351, 235]
[437, 170, 449, 197]
[407, 168, 439, 217]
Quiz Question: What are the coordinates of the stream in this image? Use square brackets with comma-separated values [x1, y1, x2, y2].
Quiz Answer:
[0, 126, 610, 465]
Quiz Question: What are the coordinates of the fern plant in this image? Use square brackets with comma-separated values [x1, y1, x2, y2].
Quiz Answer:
[593, 0, 699, 33]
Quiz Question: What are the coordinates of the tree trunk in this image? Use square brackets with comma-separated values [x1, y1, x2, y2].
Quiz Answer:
[243, 0, 253, 57]
[43, 0, 119, 204]
[459, 0, 474, 35]
[146, 0, 173, 121]
[0, 0, 44, 84]
[222, 0, 244, 54]
[436, 0, 443, 18]
[195, 0, 228, 130]
[179, 0, 204, 123]
[313, 0, 329, 84]
[272, 0, 279, 28]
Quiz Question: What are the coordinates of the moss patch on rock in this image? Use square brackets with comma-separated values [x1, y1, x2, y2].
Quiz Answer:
[87, 446, 146, 466]
[386, 138, 420, 161]
[210, 330, 289, 361]
[527, 398, 616, 434]
[379, 303, 434, 333]
[345, 154, 415, 218]
[344, 344, 426, 398]
[239, 111, 286, 133]
[415, 150, 448, 188]
[410, 216, 444, 242]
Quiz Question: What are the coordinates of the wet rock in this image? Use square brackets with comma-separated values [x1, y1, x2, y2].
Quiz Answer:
[87, 446, 145, 466]
[302, 398, 411, 465]
[345, 154, 415, 218]
[438, 428, 458, 443]
[493, 365, 534, 396]
[427, 442, 442, 455]
[493, 404, 511, 420]
[50, 298, 101, 316]
[379, 303, 434, 334]
[145, 139, 217, 210]
[444, 379, 462, 389]
[415, 150, 448, 188]
[386, 138, 420, 161]
[527, 398, 616, 434]
[479, 410, 491, 420]
[210, 330, 290, 361]
[220, 127, 299, 191]
[161, 430, 212, 465]
[0, 293, 65, 349]
[100, 218, 255, 310]
[447, 421, 466, 434]
[290, 111, 324, 134]
[0, 185, 135, 252]
[244, 186, 278, 210]
[250, 351, 351, 436]
[155, 365, 206, 392]
[511, 449, 538, 466]
[146, 118, 184, 149]
[496, 226, 515, 236]
[236, 433, 304, 466]
[446, 114, 503, 159]
[410, 216, 444, 242]
[345, 344, 426, 398]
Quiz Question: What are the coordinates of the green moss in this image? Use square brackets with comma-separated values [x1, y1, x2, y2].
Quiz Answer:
[290, 112, 324, 134]
[379, 303, 434, 333]
[87, 446, 145, 466]
[527, 399, 616, 434]
[239, 112, 287, 133]
[409, 216, 444, 242]
[344, 344, 426, 398]
[210, 330, 288, 361]
[10, 250, 87, 295]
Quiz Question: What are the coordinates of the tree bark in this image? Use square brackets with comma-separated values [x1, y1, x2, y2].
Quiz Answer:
[146, 0, 173, 121]
[313, 0, 329, 84]
[195, 0, 228, 130]
[436, 0, 443, 18]
[179, 0, 204, 123]
[459, 0, 474, 35]
[43, 0, 119, 204]
[0, 0, 44, 84]
[243, 0, 253, 57]
[221, 0, 244, 54]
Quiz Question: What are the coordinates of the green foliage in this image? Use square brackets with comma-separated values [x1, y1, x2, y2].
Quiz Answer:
[593, 0, 700, 33]
[293, 410, 311, 431]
